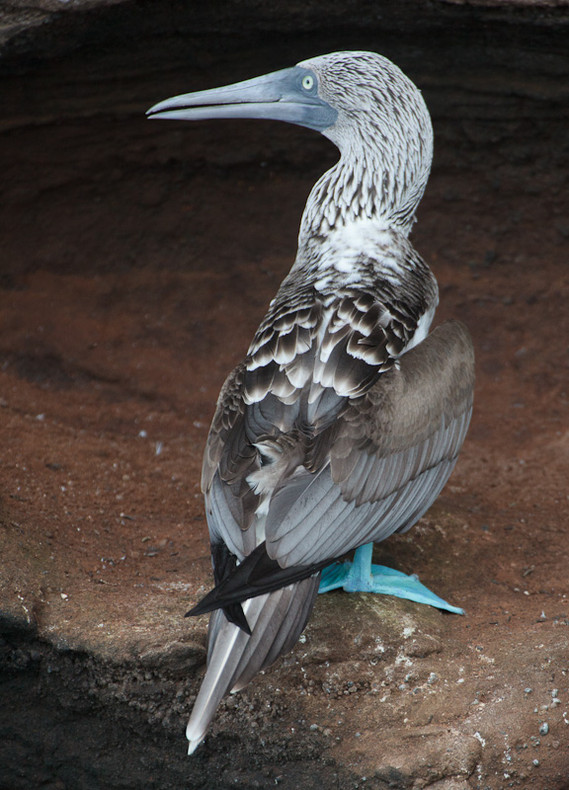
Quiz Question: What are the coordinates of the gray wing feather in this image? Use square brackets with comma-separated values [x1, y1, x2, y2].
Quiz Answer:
[265, 320, 474, 567]
[207, 472, 257, 558]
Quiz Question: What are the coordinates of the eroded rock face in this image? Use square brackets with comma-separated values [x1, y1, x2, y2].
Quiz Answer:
[1, 4, 569, 788]
[2, 0, 569, 108]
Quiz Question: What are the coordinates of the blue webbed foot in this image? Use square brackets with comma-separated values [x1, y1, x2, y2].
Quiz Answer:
[318, 542, 463, 615]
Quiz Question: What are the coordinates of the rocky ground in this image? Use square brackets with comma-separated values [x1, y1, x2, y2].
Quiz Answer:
[0, 8, 568, 789]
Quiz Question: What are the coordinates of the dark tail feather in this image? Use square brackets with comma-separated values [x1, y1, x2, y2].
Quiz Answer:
[186, 541, 332, 629]
[186, 576, 319, 754]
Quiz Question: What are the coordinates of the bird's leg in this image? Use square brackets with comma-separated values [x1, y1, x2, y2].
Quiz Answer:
[318, 542, 464, 614]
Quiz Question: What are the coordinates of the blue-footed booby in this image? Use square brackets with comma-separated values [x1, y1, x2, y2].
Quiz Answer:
[147, 51, 475, 754]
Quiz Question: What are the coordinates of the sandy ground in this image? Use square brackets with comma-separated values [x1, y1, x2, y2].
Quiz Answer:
[0, 70, 568, 789]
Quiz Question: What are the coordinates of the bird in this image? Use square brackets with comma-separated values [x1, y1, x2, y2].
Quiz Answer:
[147, 50, 475, 755]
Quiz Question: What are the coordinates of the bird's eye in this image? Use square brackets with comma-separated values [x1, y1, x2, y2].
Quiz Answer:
[302, 74, 315, 91]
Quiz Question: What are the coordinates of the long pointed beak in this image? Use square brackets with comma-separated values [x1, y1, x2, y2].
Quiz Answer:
[147, 66, 337, 132]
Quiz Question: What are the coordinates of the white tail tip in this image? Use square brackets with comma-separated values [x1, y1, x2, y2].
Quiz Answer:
[187, 733, 204, 756]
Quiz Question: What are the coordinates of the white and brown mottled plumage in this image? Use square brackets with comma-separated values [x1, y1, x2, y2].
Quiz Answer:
[148, 51, 475, 753]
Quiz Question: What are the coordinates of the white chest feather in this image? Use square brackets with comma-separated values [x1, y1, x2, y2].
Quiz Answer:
[312, 219, 403, 290]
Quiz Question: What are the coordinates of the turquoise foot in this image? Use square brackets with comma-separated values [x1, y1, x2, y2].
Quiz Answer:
[318, 542, 464, 615]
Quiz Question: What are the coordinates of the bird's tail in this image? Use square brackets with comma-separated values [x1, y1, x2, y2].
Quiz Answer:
[186, 576, 319, 754]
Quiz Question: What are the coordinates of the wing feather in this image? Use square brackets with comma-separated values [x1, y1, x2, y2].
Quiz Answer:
[264, 320, 474, 567]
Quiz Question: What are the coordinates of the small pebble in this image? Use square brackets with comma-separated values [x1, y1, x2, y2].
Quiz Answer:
[539, 722, 549, 735]
[533, 759, 540, 767]
[524, 687, 532, 694]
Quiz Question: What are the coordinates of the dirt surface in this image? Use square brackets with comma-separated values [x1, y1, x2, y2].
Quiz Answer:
[0, 48, 568, 790]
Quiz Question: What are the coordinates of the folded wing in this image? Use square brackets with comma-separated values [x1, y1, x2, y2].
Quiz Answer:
[196, 319, 474, 611]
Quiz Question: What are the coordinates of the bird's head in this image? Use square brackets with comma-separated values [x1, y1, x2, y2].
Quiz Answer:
[148, 51, 433, 234]
[298, 52, 431, 155]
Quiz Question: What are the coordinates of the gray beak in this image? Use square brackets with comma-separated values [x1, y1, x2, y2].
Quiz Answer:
[147, 66, 337, 133]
